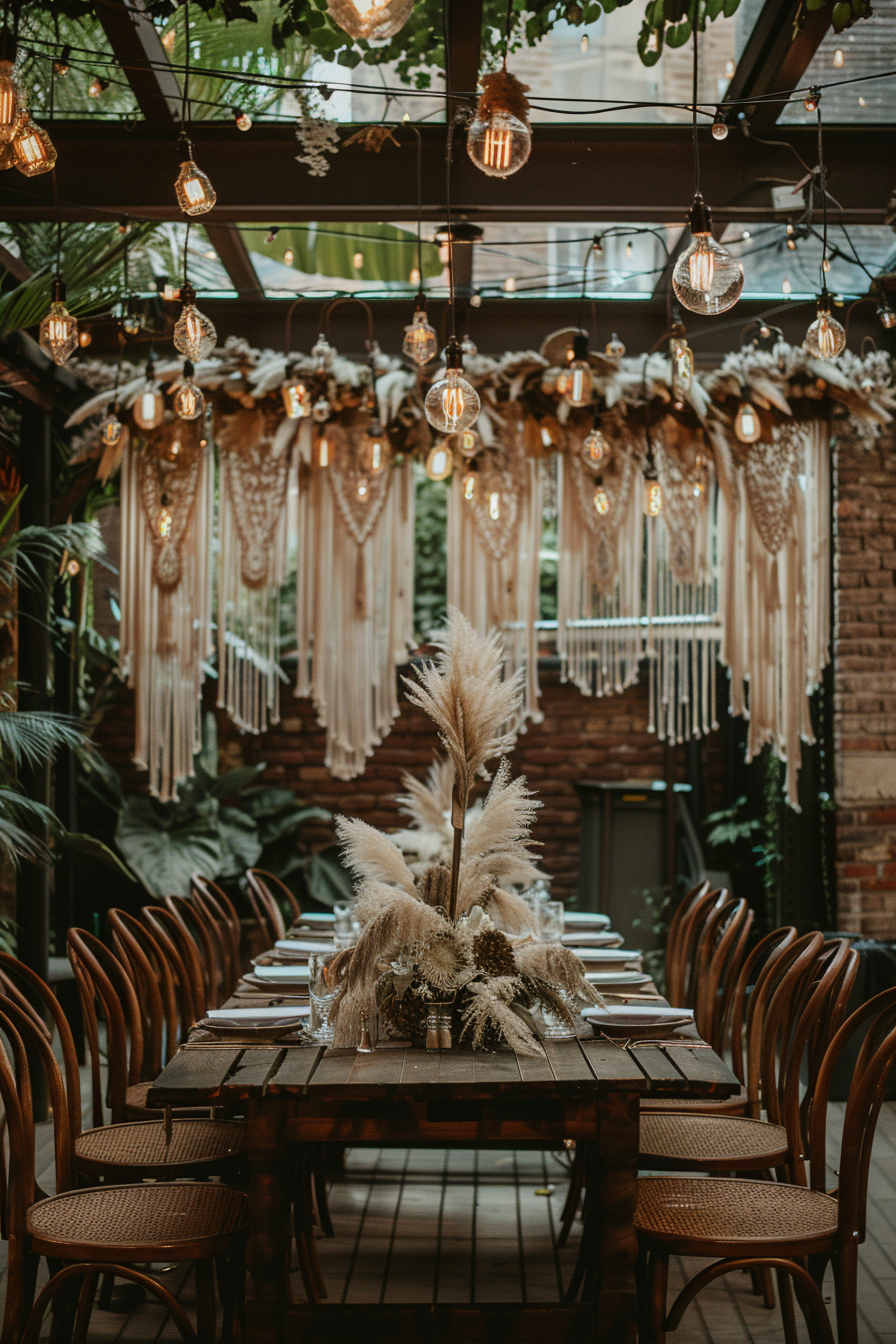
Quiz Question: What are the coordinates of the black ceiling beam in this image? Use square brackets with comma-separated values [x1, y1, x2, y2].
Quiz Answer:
[723, 0, 833, 133]
[78, 293, 893, 362]
[10, 122, 887, 225]
[92, 0, 265, 299]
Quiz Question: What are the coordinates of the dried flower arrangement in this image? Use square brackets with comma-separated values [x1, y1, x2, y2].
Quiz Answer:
[329, 609, 602, 1056]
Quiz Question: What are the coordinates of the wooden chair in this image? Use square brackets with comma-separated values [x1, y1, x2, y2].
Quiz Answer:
[663, 879, 710, 1003]
[141, 903, 206, 1026]
[246, 868, 298, 944]
[634, 984, 896, 1344]
[192, 874, 244, 991]
[0, 999, 248, 1344]
[165, 894, 230, 1010]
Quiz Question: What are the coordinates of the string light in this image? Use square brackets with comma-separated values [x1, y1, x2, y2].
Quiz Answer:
[425, 441, 453, 480]
[12, 115, 56, 176]
[832, 48, 845, 67]
[782, 278, 792, 295]
[583, 420, 607, 464]
[625, 241, 633, 259]
[99, 409, 123, 448]
[711, 110, 728, 140]
[53, 45, 71, 76]
[281, 370, 311, 419]
[366, 417, 387, 473]
[804, 293, 846, 359]
[643, 470, 663, 517]
[580, 33, 589, 52]
[233, 107, 252, 131]
[462, 469, 477, 500]
[878, 303, 896, 330]
[803, 88, 819, 112]
[39, 276, 78, 366]
[316, 431, 330, 468]
[357, 477, 369, 499]
[283, 248, 294, 266]
[503, 276, 517, 293]
[488, 489, 501, 520]
[724, 58, 735, 78]
[467, 71, 532, 178]
[605, 333, 625, 358]
[353, 251, 364, 270]
[133, 365, 165, 430]
[174, 361, 205, 419]
[424, 337, 480, 434]
[455, 427, 480, 457]
[158, 506, 173, 540]
[78, 329, 92, 348]
[122, 295, 142, 337]
[670, 325, 694, 403]
[592, 484, 610, 515]
[409, 267, 421, 286]
[162, 28, 176, 51]
[734, 400, 761, 442]
[173, 282, 217, 361]
[0, 39, 17, 144]
[402, 294, 438, 366]
[175, 135, 216, 216]
[88, 76, 108, 98]
[311, 334, 333, 369]
[265, 228, 279, 244]
[565, 332, 593, 407]
[470, 291, 482, 308]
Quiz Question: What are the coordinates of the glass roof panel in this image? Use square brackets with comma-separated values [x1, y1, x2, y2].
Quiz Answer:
[719, 222, 895, 297]
[19, 11, 139, 119]
[780, 0, 896, 123]
[468, 221, 679, 296]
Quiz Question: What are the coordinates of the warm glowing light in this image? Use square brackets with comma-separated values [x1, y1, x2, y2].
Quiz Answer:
[100, 412, 123, 447]
[488, 490, 501, 520]
[367, 420, 387, 473]
[282, 375, 310, 419]
[425, 443, 453, 481]
[457, 428, 480, 458]
[12, 117, 56, 176]
[584, 428, 607, 464]
[725, 59, 735, 78]
[175, 148, 216, 217]
[78, 330, 92, 348]
[234, 108, 252, 131]
[782, 278, 792, 295]
[0, 61, 18, 143]
[357, 477, 369, 499]
[832, 47, 844, 67]
[353, 251, 364, 270]
[643, 479, 663, 517]
[39, 280, 78, 366]
[317, 434, 330, 468]
[467, 110, 531, 178]
[672, 197, 744, 315]
[688, 235, 715, 293]
[326, 0, 415, 42]
[734, 401, 761, 443]
[174, 290, 216, 361]
[424, 362, 480, 434]
[462, 471, 477, 500]
[402, 307, 438, 366]
[174, 372, 205, 420]
[803, 91, 819, 112]
[66, 558, 80, 577]
[593, 487, 609, 516]
[878, 304, 896, 330]
[162, 28, 176, 50]
[283, 248, 295, 266]
[804, 303, 846, 360]
[567, 360, 592, 407]
[605, 333, 625, 358]
[159, 507, 173, 539]
[504, 276, 517, 293]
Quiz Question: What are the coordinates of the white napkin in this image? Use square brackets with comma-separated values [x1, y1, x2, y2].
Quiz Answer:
[564, 912, 611, 926]
[253, 965, 311, 981]
[206, 1005, 311, 1021]
[275, 938, 336, 954]
[585, 971, 651, 984]
[295, 912, 335, 923]
[581, 1004, 693, 1022]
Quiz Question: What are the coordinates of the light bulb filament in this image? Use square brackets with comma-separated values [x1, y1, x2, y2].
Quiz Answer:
[483, 122, 513, 172]
[688, 236, 715, 294]
[441, 382, 466, 430]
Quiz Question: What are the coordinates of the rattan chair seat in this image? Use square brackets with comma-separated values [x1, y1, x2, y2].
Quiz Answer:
[74, 1118, 245, 1176]
[27, 1181, 249, 1262]
[639, 1113, 788, 1170]
[635, 1177, 838, 1256]
[640, 1087, 748, 1115]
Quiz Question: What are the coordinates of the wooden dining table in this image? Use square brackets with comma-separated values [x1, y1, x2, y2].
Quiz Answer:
[149, 976, 740, 1344]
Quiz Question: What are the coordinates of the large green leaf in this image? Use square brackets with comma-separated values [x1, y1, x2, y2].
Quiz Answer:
[242, 222, 441, 285]
[55, 831, 137, 882]
[218, 805, 264, 878]
[300, 847, 354, 909]
[115, 795, 222, 898]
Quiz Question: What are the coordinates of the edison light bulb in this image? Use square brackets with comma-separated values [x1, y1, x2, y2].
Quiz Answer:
[712, 112, 728, 140]
[234, 108, 252, 131]
[593, 486, 610, 516]
[734, 401, 761, 443]
[12, 116, 56, 176]
[78, 330, 92, 348]
[456, 427, 480, 458]
[803, 90, 819, 112]
[281, 372, 311, 419]
[878, 304, 896, 330]
[283, 248, 294, 266]
[366, 419, 387, 473]
[326, 0, 414, 41]
[605, 332, 625, 358]
[425, 442, 453, 481]
[133, 376, 165, 430]
[100, 410, 123, 448]
[488, 490, 501, 520]
[403, 303, 438, 366]
[584, 426, 607, 465]
[175, 140, 216, 216]
[0, 58, 17, 143]
[566, 333, 593, 407]
[462, 470, 477, 501]
[643, 477, 663, 517]
[158, 506, 173, 540]
[174, 364, 205, 420]
[173, 284, 217, 360]
[467, 110, 531, 178]
[424, 338, 480, 433]
[122, 296, 142, 336]
[357, 477, 369, 499]
[670, 331, 694, 401]
[804, 297, 846, 360]
[672, 194, 744, 316]
[317, 433, 330, 468]
[39, 278, 78, 366]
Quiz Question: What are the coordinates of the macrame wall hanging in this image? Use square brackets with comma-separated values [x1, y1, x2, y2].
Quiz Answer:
[447, 401, 543, 728]
[295, 414, 416, 780]
[119, 421, 214, 801]
[214, 403, 296, 735]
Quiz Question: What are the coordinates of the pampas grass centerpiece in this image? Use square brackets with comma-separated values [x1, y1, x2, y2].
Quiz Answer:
[329, 610, 601, 1056]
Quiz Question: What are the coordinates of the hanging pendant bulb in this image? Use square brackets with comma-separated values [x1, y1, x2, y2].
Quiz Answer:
[462, 469, 477, 501]
[175, 135, 216, 216]
[173, 282, 217, 361]
[734, 400, 762, 443]
[316, 431, 331, 468]
[366, 417, 387, 474]
[804, 292, 846, 360]
[877, 303, 896, 330]
[39, 277, 78, 366]
[233, 107, 252, 131]
[174, 361, 205, 420]
[565, 332, 594, 407]
[605, 332, 626, 358]
[711, 110, 728, 140]
[593, 484, 610, 516]
[132, 365, 165, 430]
[326, 0, 414, 41]
[311, 333, 334, 369]
[281, 370, 311, 419]
[643, 475, 663, 517]
[488, 488, 501, 520]
[424, 337, 480, 434]
[0, 42, 18, 145]
[455, 427, 481, 458]
[402, 295, 438, 366]
[12, 115, 56, 176]
[357, 477, 370, 500]
[467, 71, 532, 178]
[670, 326, 694, 404]
[100, 408, 123, 448]
[425, 441, 453, 481]
[672, 194, 744, 316]
[121, 295, 142, 337]
[583, 421, 607, 465]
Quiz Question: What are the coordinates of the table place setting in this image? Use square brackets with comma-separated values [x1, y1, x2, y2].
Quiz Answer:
[190, 1004, 313, 1044]
[559, 931, 624, 947]
[580, 1002, 695, 1041]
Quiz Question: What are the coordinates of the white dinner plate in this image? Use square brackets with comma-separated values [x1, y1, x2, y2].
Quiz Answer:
[293, 912, 335, 923]
[581, 1003, 693, 1040]
[251, 965, 312, 982]
[206, 1006, 311, 1021]
[561, 932, 623, 947]
[563, 912, 611, 927]
[585, 971, 652, 986]
[275, 938, 337, 954]
[566, 947, 641, 963]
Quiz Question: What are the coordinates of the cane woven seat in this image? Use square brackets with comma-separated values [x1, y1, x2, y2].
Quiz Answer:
[27, 1181, 249, 1261]
[74, 1119, 245, 1177]
[639, 1113, 788, 1170]
[640, 1087, 748, 1115]
[635, 1177, 838, 1256]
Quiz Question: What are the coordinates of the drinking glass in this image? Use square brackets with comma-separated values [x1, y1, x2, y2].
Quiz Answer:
[332, 901, 360, 948]
[540, 900, 564, 943]
[540, 989, 577, 1040]
[309, 951, 340, 1043]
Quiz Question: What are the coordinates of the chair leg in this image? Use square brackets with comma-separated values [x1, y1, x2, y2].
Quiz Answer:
[194, 1259, 217, 1344]
[71, 1273, 99, 1344]
[648, 1249, 669, 1344]
[21, 1265, 198, 1344]
[214, 1256, 234, 1344]
[775, 1265, 800, 1344]
[834, 1240, 860, 1344]
[557, 1147, 585, 1249]
[312, 1147, 334, 1239]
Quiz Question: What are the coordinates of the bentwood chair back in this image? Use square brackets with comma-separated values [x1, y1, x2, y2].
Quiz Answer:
[66, 928, 149, 1128]
[664, 879, 710, 1002]
[672, 885, 727, 1009]
[246, 868, 290, 944]
[140, 904, 205, 1026]
[191, 873, 244, 991]
[164, 894, 228, 1010]
[690, 896, 753, 1051]
[108, 909, 189, 1067]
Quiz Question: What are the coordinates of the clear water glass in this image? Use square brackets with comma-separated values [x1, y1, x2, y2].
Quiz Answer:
[540, 900, 564, 943]
[541, 989, 577, 1040]
[309, 951, 339, 1043]
[332, 901, 353, 936]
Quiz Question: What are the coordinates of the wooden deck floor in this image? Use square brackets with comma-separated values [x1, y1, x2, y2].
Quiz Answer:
[10, 1102, 896, 1341]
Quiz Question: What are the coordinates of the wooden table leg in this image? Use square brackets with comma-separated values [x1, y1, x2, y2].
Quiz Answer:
[245, 1098, 291, 1344]
[589, 1091, 640, 1344]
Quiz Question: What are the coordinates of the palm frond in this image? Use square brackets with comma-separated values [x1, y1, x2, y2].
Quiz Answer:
[0, 711, 89, 770]
[0, 518, 104, 593]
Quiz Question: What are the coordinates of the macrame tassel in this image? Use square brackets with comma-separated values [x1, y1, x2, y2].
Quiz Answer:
[119, 426, 214, 802]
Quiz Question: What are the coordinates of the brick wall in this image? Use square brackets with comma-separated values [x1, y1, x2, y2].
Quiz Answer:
[835, 428, 896, 937]
[96, 665, 685, 903]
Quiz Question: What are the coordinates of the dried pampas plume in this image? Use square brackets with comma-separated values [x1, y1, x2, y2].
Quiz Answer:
[396, 753, 454, 830]
[419, 863, 451, 909]
[402, 608, 523, 807]
[477, 70, 531, 126]
[513, 940, 606, 1007]
[459, 978, 544, 1057]
[336, 815, 418, 897]
[458, 759, 544, 903]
